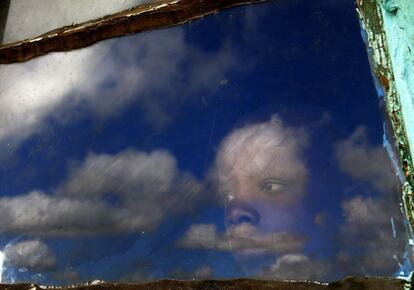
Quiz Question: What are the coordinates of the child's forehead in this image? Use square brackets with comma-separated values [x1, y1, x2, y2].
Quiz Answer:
[220, 128, 284, 159]
[216, 121, 307, 182]
[218, 145, 295, 179]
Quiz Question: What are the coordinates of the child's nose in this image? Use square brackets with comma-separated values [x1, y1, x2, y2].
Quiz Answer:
[225, 201, 260, 226]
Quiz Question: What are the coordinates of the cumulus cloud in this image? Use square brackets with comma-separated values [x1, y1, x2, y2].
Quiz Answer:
[3, 0, 150, 43]
[61, 149, 177, 200]
[0, 20, 238, 147]
[334, 127, 407, 275]
[335, 126, 398, 194]
[177, 223, 305, 254]
[214, 117, 310, 206]
[338, 195, 406, 276]
[261, 254, 330, 281]
[177, 224, 229, 250]
[0, 29, 179, 143]
[0, 149, 201, 236]
[4, 240, 56, 271]
[0, 44, 100, 142]
[178, 225, 327, 280]
[0, 191, 117, 236]
[216, 117, 309, 180]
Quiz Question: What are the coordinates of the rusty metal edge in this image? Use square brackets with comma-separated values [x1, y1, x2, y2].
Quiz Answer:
[0, 0, 268, 64]
[0, 276, 409, 290]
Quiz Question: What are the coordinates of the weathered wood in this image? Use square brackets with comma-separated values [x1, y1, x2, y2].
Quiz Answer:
[0, 277, 409, 290]
[0, 0, 268, 64]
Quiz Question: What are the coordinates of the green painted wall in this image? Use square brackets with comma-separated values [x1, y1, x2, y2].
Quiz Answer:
[380, 0, 414, 160]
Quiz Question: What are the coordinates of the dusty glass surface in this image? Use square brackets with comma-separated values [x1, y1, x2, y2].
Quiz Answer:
[0, 0, 411, 285]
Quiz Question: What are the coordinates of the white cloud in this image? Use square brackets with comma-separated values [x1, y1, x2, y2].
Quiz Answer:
[216, 117, 309, 179]
[3, 0, 150, 44]
[178, 224, 230, 250]
[0, 29, 181, 144]
[0, 149, 201, 236]
[261, 254, 329, 281]
[0, 20, 238, 148]
[335, 126, 398, 194]
[0, 191, 117, 236]
[339, 195, 406, 275]
[4, 240, 56, 271]
[0, 251, 4, 283]
[335, 126, 407, 276]
[60, 149, 177, 201]
[342, 195, 385, 226]
[0, 44, 101, 143]
[214, 116, 310, 206]
[177, 223, 305, 254]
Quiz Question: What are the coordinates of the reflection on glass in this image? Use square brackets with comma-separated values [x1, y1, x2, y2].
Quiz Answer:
[216, 118, 314, 278]
[0, 0, 411, 285]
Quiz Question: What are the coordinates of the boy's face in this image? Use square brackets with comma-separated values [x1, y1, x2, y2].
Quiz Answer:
[216, 121, 308, 271]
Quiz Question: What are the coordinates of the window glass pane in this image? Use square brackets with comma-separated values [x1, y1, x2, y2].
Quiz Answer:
[0, 0, 411, 285]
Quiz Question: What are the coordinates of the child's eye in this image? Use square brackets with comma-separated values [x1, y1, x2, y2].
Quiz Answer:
[259, 178, 285, 194]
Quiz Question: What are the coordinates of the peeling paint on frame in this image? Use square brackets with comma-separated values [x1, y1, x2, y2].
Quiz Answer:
[357, 0, 414, 282]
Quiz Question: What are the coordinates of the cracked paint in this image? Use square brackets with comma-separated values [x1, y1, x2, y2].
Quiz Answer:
[357, 0, 414, 283]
